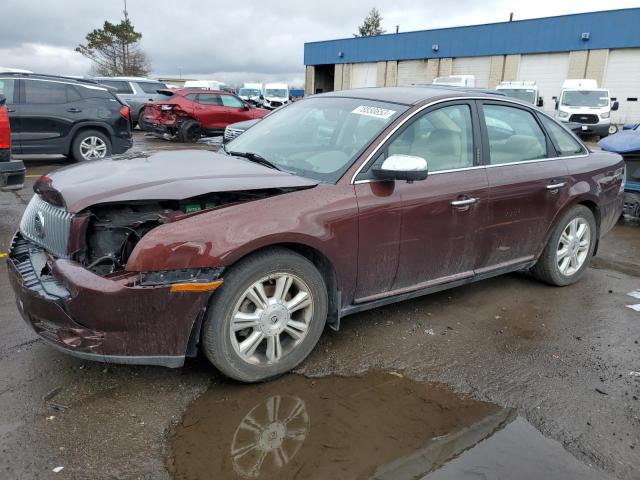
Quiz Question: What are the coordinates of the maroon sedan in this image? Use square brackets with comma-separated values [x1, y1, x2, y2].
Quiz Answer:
[141, 89, 268, 141]
[7, 87, 624, 382]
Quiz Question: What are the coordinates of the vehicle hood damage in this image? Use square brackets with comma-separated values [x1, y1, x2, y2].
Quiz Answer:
[43, 149, 317, 213]
[30, 150, 317, 276]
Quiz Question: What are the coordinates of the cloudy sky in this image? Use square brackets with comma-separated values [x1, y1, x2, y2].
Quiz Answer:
[1, 0, 637, 87]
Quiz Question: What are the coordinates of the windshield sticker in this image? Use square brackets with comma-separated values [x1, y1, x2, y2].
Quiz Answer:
[352, 105, 396, 119]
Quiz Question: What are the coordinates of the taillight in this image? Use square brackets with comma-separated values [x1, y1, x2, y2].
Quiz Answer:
[0, 105, 10, 149]
[119, 105, 130, 120]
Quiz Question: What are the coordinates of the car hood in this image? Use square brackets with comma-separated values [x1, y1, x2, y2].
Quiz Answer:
[46, 150, 318, 213]
[598, 130, 640, 154]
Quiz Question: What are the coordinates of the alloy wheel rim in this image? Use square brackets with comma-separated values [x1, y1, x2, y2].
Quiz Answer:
[230, 273, 313, 365]
[79, 136, 107, 160]
[556, 217, 591, 277]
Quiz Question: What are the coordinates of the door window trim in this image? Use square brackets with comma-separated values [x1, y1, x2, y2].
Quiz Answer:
[354, 100, 480, 182]
[349, 96, 589, 184]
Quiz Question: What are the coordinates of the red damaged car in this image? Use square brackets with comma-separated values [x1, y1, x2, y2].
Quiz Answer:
[142, 89, 268, 141]
[7, 87, 624, 382]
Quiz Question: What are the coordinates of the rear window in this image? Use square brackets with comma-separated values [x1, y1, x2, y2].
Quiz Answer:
[99, 80, 134, 94]
[138, 82, 167, 94]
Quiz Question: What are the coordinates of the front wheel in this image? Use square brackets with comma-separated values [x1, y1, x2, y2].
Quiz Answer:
[201, 248, 328, 382]
[608, 124, 619, 135]
[531, 205, 597, 286]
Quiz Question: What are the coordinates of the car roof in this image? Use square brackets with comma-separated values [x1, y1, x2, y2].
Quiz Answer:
[92, 76, 163, 82]
[316, 86, 506, 106]
[0, 71, 106, 87]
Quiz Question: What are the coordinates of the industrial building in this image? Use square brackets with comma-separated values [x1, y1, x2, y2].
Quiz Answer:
[303, 8, 640, 123]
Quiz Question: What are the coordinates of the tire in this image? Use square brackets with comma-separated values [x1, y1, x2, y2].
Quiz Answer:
[608, 124, 619, 135]
[178, 119, 202, 143]
[201, 248, 328, 382]
[137, 107, 149, 131]
[70, 129, 111, 161]
[531, 205, 597, 286]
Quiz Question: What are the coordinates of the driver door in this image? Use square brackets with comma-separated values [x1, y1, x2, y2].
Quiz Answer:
[353, 102, 489, 302]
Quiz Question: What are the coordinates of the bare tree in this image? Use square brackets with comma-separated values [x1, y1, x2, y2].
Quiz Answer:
[76, 6, 150, 76]
[354, 8, 385, 37]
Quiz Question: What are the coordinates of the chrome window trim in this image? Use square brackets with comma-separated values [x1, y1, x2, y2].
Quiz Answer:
[349, 95, 589, 185]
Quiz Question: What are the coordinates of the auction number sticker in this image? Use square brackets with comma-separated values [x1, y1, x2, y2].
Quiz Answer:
[352, 105, 396, 119]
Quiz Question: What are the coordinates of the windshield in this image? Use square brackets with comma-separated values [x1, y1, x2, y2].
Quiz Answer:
[561, 90, 609, 107]
[226, 97, 407, 182]
[265, 89, 287, 98]
[499, 88, 536, 104]
[239, 88, 261, 97]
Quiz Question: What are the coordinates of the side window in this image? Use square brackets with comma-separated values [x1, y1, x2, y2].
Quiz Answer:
[184, 93, 199, 101]
[220, 95, 245, 108]
[99, 80, 134, 94]
[66, 85, 82, 102]
[24, 80, 67, 104]
[138, 82, 166, 94]
[482, 104, 547, 164]
[197, 94, 223, 106]
[0, 79, 16, 104]
[386, 104, 474, 172]
[539, 115, 584, 156]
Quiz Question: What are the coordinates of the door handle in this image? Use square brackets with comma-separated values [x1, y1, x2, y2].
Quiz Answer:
[6, 108, 15, 113]
[451, 197, 478, 207]
[546, 182, 566, 190]
[67, 108, 82, 113]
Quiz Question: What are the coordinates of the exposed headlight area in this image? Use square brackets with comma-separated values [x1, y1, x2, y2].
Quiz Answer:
[600, 111, 610, 119]
[140, 267, 223, 291]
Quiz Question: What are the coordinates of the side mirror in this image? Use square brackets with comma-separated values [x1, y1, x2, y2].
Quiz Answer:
[372, 154, 428, 181]
[259, 94, 264, 100]
[554, 99, 559, 110]
[537, 97, 544, 107]
[612, 101, 619, 111]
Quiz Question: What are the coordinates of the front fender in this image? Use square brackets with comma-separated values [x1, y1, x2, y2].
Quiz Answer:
[125, 184, 359, 301]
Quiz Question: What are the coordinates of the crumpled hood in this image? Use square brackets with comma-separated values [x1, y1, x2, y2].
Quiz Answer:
[598, 130, 640, 154]
[46, 150, 317, 213]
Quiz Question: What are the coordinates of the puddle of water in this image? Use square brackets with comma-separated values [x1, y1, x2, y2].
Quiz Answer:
[168, 371, 611, 480]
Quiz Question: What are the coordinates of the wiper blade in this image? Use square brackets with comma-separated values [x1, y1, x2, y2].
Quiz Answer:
[228, 151, 281, 171]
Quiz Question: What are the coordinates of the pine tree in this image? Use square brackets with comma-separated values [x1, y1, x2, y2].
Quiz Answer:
[355, 8, 386, 37]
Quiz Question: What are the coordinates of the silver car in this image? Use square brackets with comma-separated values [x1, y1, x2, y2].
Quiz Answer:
[93, 77, 168, 126]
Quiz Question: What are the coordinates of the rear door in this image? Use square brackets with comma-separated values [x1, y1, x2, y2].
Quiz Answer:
[0, 77, 20, 153]
[15, 79, 78, 154]
[193, 93, 223, 129]
[475, 101, 570, 273]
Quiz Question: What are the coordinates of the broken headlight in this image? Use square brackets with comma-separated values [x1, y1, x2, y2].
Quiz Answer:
[139, 267, 223, 286]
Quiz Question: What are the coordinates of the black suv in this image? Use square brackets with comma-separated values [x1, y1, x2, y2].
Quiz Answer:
[0, 73, 133, 161]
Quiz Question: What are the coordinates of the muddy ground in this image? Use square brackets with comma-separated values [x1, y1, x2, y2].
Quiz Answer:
[0, 132, 638, 479]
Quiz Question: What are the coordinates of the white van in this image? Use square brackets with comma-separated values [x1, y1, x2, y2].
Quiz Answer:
[262, 83, 290, 109]
[183, 80, 230, 91]
[432, 75, 475, 88]
[556, 79, 619, 137]
[496, 81, 543, 107]
[238, 83, 263, 106]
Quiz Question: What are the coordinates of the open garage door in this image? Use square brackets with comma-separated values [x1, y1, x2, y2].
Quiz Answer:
[604, 49, 640, 125]
[518, 53, 569, 112]
[452, 57, 491, 88]
[351, 63, 378, 88]
[397, 60, 430, 85]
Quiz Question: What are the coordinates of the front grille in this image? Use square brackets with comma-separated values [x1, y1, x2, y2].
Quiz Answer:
[224, 127, 244, 141]
[270, 101, 282, 108]
[19, 195, 73, 259]
[569, 114, 599, 125]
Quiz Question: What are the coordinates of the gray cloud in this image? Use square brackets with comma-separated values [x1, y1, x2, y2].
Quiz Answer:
[1, 0, 637, 87]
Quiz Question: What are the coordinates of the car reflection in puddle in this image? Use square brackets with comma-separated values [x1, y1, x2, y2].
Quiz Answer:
[168, 371, 612, 480]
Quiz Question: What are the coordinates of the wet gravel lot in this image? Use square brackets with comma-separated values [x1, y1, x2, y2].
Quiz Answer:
[0, 132, 638, 479]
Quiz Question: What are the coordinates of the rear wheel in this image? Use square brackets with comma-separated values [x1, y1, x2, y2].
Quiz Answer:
[179, 119, 202, 143]
[138, 107, 150, 131]
[71, 130, 111, 161]
[201, 248, 328, 382]
[531, 205, 596, 286]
